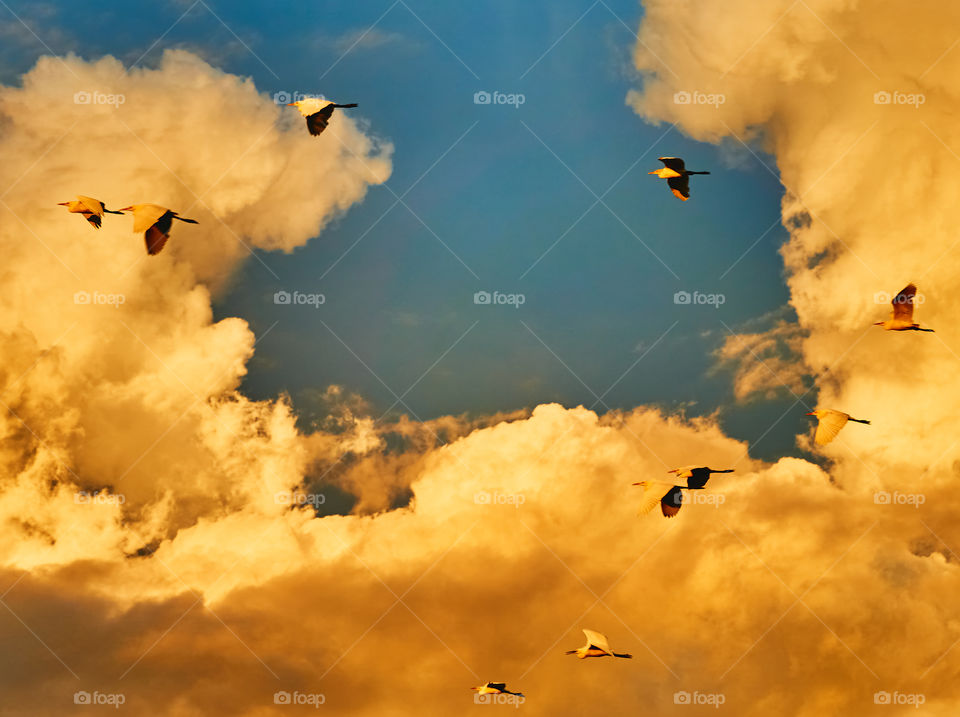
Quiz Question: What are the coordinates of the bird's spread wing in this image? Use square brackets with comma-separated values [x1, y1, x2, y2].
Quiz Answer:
[306, 105, 337, 136]
[658, 156, 686, 172]
[892, 283, 917, 322]
[667, 175, 690, 200]
[145, 225, 169, 255]
[582, 629, 611, 654]
[84, 213, 102, 229]
[661, 486, 683, 517]
[814, 410, 849, 446]
[77, 196, 104, 217]
[636, 481, 674, 515]
[487, 683, 506, 692]
[132, 204, 170, 234]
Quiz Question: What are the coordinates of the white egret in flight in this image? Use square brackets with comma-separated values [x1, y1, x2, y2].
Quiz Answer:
[471, 682, 524, 697]
[806, 409, 870, 446]
[119, 204, 198, 255]
[633, 466, 733, 518]
[287, 98, 358, 136]
[873, 283, 933, 331]
[57, 196, 122, 229]
[648, 157, 710, 201]
[565, 629, 632, 659]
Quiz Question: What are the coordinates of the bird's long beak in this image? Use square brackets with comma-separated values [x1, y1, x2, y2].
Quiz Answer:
[286, 102, 297, 106]
[805, 412, 815, 416]
[57, 202, 68, 206]
[873, 322, 884, 326]
[118, 206, 133, 212]
[647, 171, 658, 175]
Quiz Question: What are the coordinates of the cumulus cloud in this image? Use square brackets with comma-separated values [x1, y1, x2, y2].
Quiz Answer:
[713, 318, 809, 401]
[4, 2, 960, 714]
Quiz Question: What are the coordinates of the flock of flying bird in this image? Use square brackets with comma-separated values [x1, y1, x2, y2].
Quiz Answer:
[56, 98, 357, 253]
[55, 99, 935, 700]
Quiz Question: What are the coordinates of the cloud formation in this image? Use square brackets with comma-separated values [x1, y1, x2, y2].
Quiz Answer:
[4, 2, 960, 714]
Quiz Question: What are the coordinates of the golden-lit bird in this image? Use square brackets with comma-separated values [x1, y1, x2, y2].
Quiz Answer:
[57, 195, 123, 229]
[633, 466, 733, 518]
[565, 629, 632, 659]
[648, 156, 710, 201]
[119, 204, 198, 255]
[287, 98, 358, 136]
[471, 683, 524, 697]
[874, 283, 934, 332]
[806, 409, 870, 446]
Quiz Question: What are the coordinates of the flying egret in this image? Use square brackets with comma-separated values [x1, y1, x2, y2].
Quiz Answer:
[287, 98, 358, 136]
[119, 204, 198, 255]
[57, 196, 123, 229]
[471, 683, 524, 697]
[806, 409, 870, 446]
[873, 283, 934, 331]
[633, 466, 733, 518]
[648, 157, 710, 201]
[565, 629, 632, 659]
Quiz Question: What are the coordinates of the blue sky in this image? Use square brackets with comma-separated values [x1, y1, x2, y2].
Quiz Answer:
[4, 0, 798, 458]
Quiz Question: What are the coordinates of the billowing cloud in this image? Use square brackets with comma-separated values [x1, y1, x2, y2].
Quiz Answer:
[3, 2, 960, 715]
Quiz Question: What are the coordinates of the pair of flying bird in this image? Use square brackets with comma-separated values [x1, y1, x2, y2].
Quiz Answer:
[57, 197, 197, 255]
[633, 412, 873, 517]
[471, 628, 631, 700]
